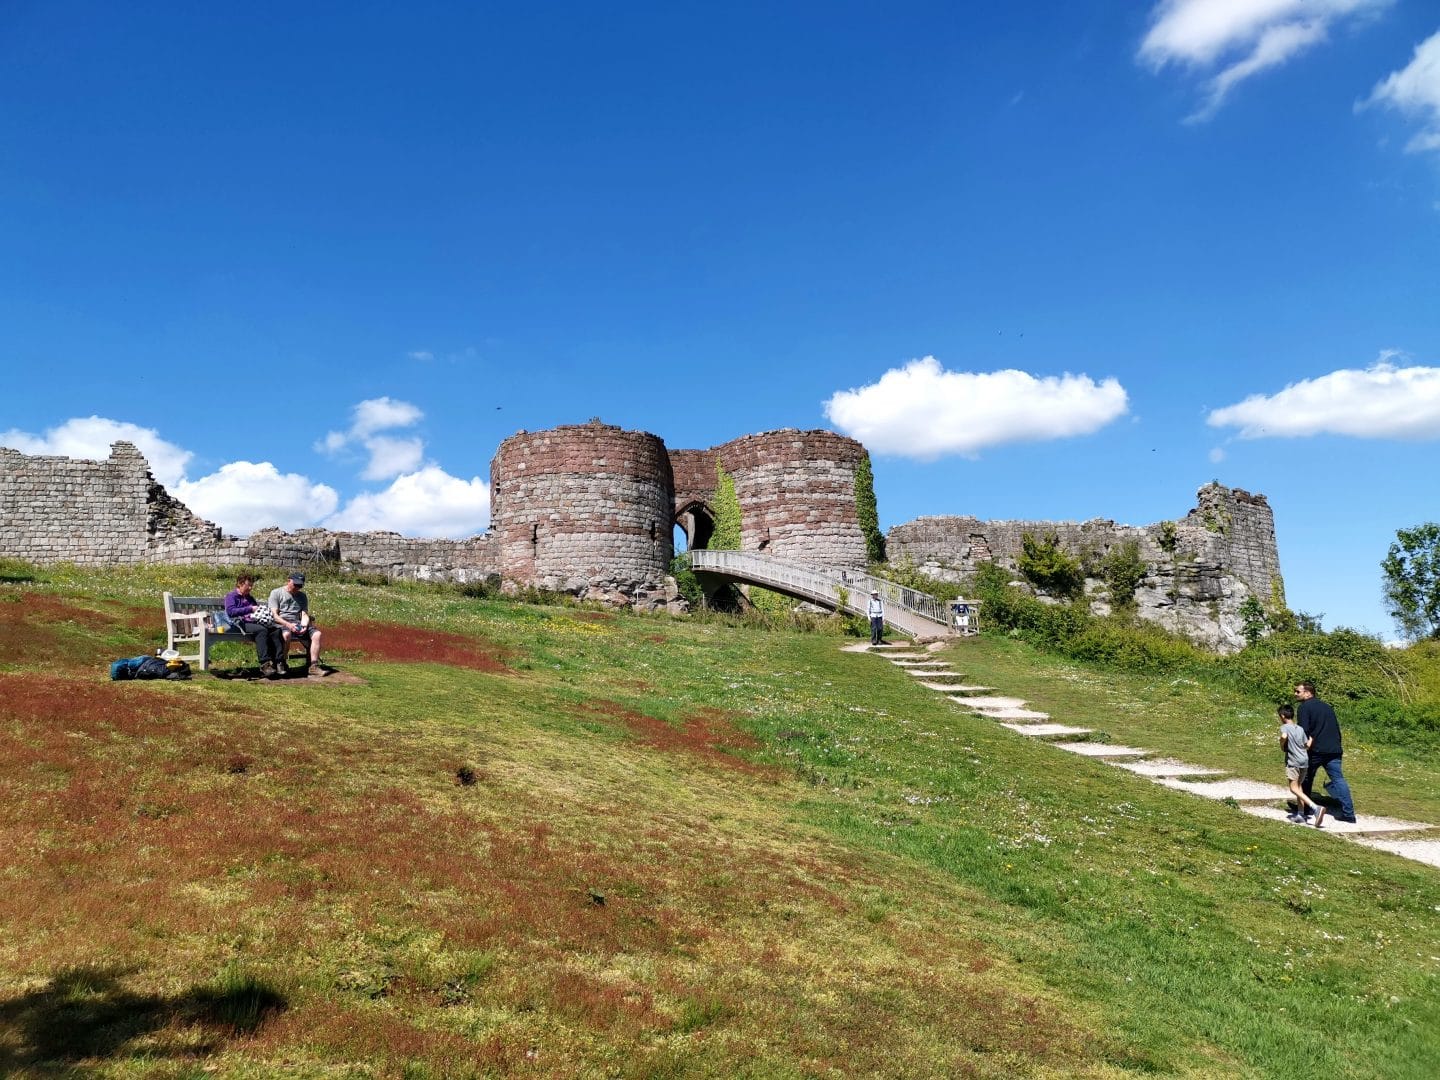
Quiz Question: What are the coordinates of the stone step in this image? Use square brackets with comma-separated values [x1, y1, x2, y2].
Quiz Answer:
[1240, 805, 1432, 835]
[904, 668, 964, 677]
[1350, 837, 1440, 869]
[1000, 723, 1092, 737]
[1053, 742, 1151, 758]
[949, 696, 1029, 710]
[978, 707, 1051, 720]
[1108, 758, 1227, 779]
[922, 682, 976, 692]
[1154, 777, 1290, 801]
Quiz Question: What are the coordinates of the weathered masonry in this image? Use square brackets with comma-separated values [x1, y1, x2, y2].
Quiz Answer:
[1, 425, 1284, 648]
[0, 421, 874, 606]
[885, 483, 1284, 652]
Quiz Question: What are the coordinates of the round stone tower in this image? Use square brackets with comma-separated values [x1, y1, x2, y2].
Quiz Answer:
[714, 429, 869, 568]
[489, 420, 674, 599]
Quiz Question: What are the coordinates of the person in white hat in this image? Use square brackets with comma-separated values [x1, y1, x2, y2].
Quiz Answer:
[866, 589, 886, 646]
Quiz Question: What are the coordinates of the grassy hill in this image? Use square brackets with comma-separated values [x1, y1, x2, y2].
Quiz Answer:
[1, 562, 1438, 1078]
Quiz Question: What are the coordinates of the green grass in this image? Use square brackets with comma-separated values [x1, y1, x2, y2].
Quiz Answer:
[1, 562, 1438, 1078]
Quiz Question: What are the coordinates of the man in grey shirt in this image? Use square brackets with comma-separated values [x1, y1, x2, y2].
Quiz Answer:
[268, 571, 331, 676]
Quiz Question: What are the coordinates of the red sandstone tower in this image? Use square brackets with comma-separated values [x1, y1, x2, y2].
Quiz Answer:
[489, 421, 675, 601]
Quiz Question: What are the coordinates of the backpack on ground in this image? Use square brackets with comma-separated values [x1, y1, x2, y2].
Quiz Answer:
[110, 655, 186, 680]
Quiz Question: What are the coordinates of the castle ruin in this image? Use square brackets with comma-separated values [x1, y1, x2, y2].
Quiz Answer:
[0, 421, 1282, 650]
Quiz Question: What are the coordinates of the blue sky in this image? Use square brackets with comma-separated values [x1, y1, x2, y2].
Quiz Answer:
[2, 2, 1439, 638]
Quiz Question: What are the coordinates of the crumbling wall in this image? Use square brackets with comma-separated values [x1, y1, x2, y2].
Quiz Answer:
[0, 442, 227, 565]
[885, 484, 1284, 652]
[0, 441, 498, 582]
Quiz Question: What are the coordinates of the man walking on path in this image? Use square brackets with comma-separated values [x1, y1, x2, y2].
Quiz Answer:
[867, 589, 886, 646]
[1295, 680, 1356, 823]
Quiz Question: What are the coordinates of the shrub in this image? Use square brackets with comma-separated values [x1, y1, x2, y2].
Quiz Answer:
[1341, 697, 1440, 747]
[1065, 620, 1206, 672]
[670, 553, 702, 609]
[1099, 541, 1147, 611]
[1018, 532, 1084, 600]
[1223, 628, 1402, 703]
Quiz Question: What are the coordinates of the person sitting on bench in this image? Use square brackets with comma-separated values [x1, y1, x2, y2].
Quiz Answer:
[223, 573, 284, 678]
[269, 571, 332, 676]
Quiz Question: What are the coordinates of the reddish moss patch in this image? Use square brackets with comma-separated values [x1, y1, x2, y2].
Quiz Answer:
[0, 593, 140, 670]
[577, 701, 781, 778]
[327, 620, 511, 673]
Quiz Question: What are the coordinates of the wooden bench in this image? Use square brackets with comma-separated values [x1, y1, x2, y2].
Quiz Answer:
[163, 593, 309, 672]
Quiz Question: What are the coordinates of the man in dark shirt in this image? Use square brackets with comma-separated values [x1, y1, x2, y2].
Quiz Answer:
[1295, 680, 1357, 823]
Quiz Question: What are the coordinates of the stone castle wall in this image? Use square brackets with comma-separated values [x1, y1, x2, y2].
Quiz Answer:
[885, 483, 1283, 652]
[2, 428, 1282, 647]
[0, 441, 497, 583]
[0, 443, 226, 566]
[490, 421, 674, 601]
[713, 430, 868, 568]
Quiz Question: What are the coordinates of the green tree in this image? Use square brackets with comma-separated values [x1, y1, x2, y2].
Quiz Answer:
[1018, 531, 1084, 600]
[853, 454, 886, 564]
[1382, 522, 1440, 640]
[1238, 594, 1269, 646]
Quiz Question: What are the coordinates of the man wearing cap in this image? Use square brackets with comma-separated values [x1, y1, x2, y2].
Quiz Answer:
[867, 589, 886, 646]
[268, 571, 330, 677]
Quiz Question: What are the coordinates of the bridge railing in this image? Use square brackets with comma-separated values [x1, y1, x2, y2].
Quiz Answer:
[687, 550, 953, 633]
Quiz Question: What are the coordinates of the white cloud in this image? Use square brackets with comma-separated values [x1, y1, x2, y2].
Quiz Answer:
[317, 396, 427, 481]
[0, 416, 193, 487]
[325, 467, 490, 538]
[1139, 0, 1391, 121]
[407, 350, 435, 362]
[1209, 446, 1227, 463]
[1207, 359, 1440, 439]
[173, 461, 340, 535]
[1361, 30, 1440, 154]
[352, 397, 423, 438]
[360, 436, 425, 481]
[822, 356, 1129, 460]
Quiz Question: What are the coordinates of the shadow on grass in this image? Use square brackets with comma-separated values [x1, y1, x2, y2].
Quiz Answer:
[0, 965, 286, 1071]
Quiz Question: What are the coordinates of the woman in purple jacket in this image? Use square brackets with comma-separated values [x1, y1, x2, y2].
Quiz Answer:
[223, 574, 284, 679]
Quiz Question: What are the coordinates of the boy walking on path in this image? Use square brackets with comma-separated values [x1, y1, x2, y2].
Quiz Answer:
[1295, 681, 1356, 824]
[1279, 705, 1325, 828]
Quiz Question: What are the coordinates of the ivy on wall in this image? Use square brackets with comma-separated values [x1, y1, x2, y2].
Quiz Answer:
[711, 463, 742, 551]
[854, 454, 886, 564]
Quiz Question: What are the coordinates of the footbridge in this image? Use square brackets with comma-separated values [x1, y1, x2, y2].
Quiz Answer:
[688, 549, 956, 638]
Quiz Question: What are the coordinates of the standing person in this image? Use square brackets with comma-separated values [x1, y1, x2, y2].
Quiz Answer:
[1295, 680, 1356, 824]
[1278, 705, 1326, 827]
[223, 573, 284, 679]
[268, 571, 332, 677]
[867, 589, 886, 646]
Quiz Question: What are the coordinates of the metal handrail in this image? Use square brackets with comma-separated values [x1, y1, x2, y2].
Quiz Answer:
[688, 549, 956, 633]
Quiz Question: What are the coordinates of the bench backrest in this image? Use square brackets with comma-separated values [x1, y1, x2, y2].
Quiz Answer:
[165, 594, 226, 617]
